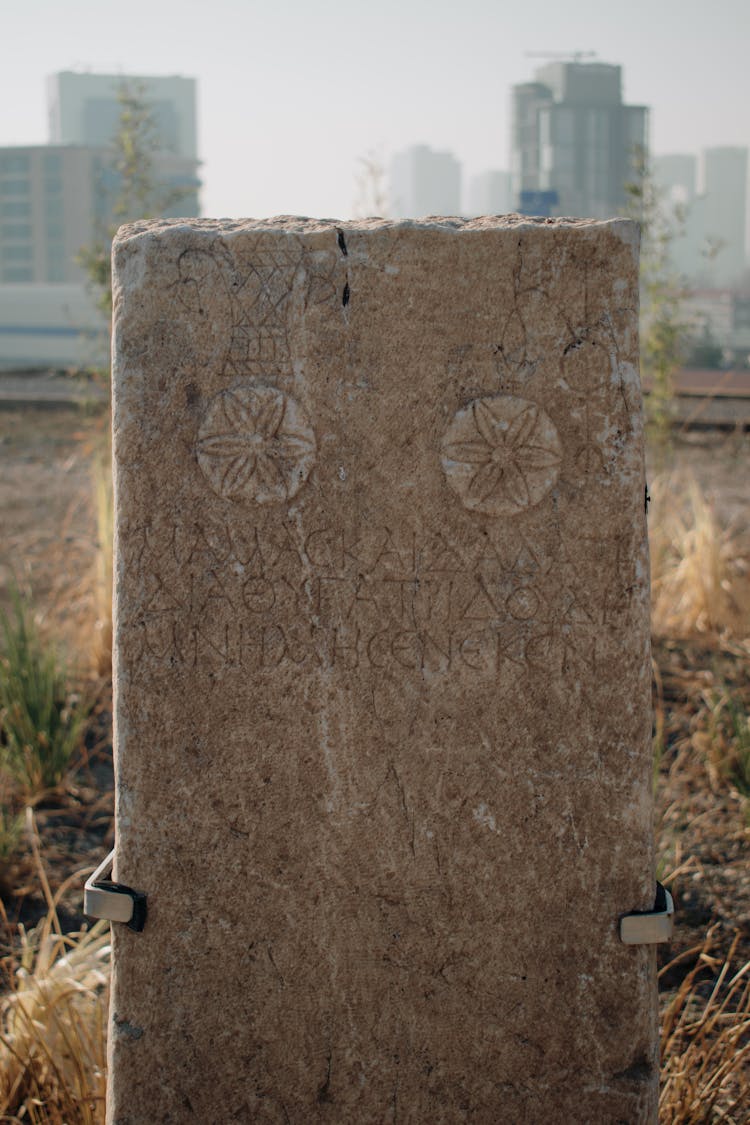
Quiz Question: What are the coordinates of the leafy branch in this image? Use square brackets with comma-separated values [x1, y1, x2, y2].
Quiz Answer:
[626, 145, 689, 449]
[77, 82, 194, 323]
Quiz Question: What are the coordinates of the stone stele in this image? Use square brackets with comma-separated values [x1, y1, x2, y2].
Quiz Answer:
[109, 217, 657, 1124]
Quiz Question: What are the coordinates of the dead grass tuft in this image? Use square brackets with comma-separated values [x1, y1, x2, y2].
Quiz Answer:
[659, 927, 750, 1123]
[650, 473, 749, 641]
[696, 688, 750, 802]
[90, 449, 113, 681]
[0, 813, 109, 1123]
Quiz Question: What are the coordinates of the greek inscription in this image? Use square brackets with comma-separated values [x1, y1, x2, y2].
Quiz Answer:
[119, 518, 603, 679]
[125, 617, 562, 677]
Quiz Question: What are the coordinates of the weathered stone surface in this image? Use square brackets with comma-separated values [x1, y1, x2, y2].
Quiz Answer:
[109, 216, 657, 1124]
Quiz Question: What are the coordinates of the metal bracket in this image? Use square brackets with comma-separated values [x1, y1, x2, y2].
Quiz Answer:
[620, 881, 674, 945]
[84, 849, 147, 932]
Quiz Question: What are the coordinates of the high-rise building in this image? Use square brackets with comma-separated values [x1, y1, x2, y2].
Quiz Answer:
[652, 153, 705, 281]
[702, 146, 748, 286]
[389, 145, 461, 218]
[0, 72, 201, 368]
[466, 170, 512, 216]
[0, 143, 199, 286]
[0, 71, 201, 286]
[652, 149, 748, 285]
[48, 71, 198, 160]
[511, 61, 648, 219]
[0, 145, 103, 284]
[653, 154, 697, 207]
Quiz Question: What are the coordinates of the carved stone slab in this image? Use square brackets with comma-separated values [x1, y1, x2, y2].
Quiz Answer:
[109, 217, 657, 1124]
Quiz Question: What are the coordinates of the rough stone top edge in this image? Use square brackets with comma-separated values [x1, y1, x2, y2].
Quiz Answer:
[113, 213, 639, 247]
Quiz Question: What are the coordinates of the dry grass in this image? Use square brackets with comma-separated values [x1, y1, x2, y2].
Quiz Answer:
[651, 468, 750, 1122]
[696, 688, 750, 802]
[90, 450, 112, 681]
[649, 472, 749, 642]
[0, 814, 109, 1124]
[660, 928, 750, 1123]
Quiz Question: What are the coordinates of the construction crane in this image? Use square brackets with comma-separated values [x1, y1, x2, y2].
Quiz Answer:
[525, 51, 597, 63]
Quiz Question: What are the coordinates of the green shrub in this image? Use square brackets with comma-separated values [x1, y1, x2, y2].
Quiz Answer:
[0, 591, 90, 795]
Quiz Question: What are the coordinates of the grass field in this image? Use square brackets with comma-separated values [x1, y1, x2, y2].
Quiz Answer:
[0, 403, 748, 1121]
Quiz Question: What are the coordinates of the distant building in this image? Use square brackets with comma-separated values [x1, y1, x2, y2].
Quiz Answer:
[46, 70, 201, 223]
[0, 282, 102, 370]
[683, 288, 750, 363]
[652, 153, 705, 281]
[389, 145, 461, 218]
[653, 153, 697, 207]
[467, 170, 511, 216]
[48, 71, 198, 160]
[0, 146, 104, 284]
[702, 147, 748, 286]
[0, 143, 199, 285]
[511, 61, 648, 219]
[652, 149, 748, 286]
[0, 71, 201, 369]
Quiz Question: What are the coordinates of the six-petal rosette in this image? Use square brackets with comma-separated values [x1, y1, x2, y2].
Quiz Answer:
[197, 384, 561, 515]
[441, 395, 562, 516]
[196, 384, 316, 504]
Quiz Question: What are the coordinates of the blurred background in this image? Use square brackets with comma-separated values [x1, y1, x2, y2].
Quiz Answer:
[1, 0, 749, 375]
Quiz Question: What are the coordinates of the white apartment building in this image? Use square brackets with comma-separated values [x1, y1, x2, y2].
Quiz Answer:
[702, 147, 748, 286]
[48, 71, 198, 160]
[389, 145, 462, 218]
[466, 170, 512, 217]
[0, 143, 199, 285]
[653, 148, 748, 286]
[0, 71, 201, 368]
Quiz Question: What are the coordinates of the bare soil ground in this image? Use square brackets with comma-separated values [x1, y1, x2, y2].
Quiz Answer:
[0, 403, 748, 1036]
[0, 403, 103, 654]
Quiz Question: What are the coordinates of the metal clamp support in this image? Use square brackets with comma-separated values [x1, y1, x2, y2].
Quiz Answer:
[84, 849, 147, 932]
[620, 882, 674, 945]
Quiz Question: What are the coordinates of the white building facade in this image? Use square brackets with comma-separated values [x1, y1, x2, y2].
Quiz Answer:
[389, 145, 462, 218]
[48, 71, 198, 160]
[466, 170, 512, 217]
[0, 71, 200, 369]
[653, 148, 748, 287]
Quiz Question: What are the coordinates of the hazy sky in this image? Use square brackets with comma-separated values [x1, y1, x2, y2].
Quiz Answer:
[3, 0, 749, 218]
